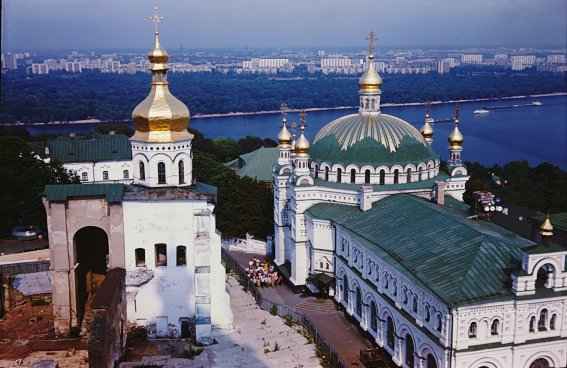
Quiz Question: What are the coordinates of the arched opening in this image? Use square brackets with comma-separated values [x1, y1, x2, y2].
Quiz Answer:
[343, 274, 349, 304]
[325, 167, 329, 181]
[406, 168, 412, 183]
[379, 170, 385, 185]
[139, 161, 145, 180]
[550, 314, 557, 330]
[412, 296, 418, 313]
[393, 169, 399, 184]
[536, 264, 555, 289]
[158, 162, 166, 184]
[350, 169, 356, 183]
[491, 319, 500, 336]
[529, 316, 536, 332]
[538, 309, 548, 331]
[123, 169, 129, 179]
[426, 353, 438, 368]
[530, 358, 551, 368]
[419, 167, 425, 180]
[370, 301, 377, 332]
[355, 287, 362, 316]
[364, 170, 371, 184]
[135, 248, 146, 267]
[405, 334, 415, 368]
[468, 322, 477, 338]
[178, 160, 185, 185]
[314, 165, 318, 178]
[386, 317, 395, 350]
[337, 168, 342, 183]
[425, 305, 431, 322]
[436, 314, 442, 332]
[176, 246, 187, 266]
[74, 226, 109, 325]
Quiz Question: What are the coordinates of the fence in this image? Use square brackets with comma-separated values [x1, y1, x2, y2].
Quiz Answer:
[221, 249, 347, 368]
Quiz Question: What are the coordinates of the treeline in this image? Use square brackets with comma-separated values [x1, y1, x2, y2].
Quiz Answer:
[1, 69, 565, 123]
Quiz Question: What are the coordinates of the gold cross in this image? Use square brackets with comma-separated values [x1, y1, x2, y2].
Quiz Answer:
[454, 103, 460, 123]
[146, 5, 164, 34]
[366, 31, 377, 56]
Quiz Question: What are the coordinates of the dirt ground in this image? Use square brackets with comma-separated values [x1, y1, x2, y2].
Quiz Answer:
[0, 350, 89, 368]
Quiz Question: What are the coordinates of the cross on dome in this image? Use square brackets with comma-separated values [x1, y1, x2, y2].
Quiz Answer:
[366, 31, 377, 58]
[147, 5, 164, 35]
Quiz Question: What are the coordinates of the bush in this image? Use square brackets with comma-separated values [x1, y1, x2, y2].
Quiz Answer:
[270, 304, 278, 316]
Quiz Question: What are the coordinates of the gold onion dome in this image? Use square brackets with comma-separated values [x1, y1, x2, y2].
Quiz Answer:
[278, 119, 292, 145]
[420, 113, 434, 139]
[448, 123, 464, 148]
[358, 54, 383, 94]
[295, 126, 310, 155]
[540, 214, 554, 237]
[131, 24, 192, 143]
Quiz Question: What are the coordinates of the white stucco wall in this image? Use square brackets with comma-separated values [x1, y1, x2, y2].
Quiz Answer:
[64, 160, 133, 183]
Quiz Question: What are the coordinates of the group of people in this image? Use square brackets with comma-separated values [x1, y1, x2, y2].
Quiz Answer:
[245, 257, 282, 287]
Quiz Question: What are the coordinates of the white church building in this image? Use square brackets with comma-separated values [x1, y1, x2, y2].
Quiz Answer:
[273, 35, 567, 368]
[43, 21, 232, 343]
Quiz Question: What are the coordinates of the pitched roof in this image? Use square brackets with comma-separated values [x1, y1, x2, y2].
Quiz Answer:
[45, 184, 125, 203]
[306, 194, 536, 306]
[47, 134, 132, 163]
[225, 147, 278, 182]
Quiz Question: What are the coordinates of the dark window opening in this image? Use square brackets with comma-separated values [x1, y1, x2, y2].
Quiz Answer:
[379, 169, 385, 185]
[393, 169, 399, 184]
[179, 160, 185, 184]
[350, 169, 356, 183]
[139, 162, 145, 180]
[155, 243, 167, 267]
[135, 248, 146, 267]
[365, 170, 371, 184]
[158, 162, 166, 184]
[176, 246, 187, 266]
[337, 168, 342, 183]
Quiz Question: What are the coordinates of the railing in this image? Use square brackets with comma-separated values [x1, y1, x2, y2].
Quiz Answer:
[221, 248, 347, 368]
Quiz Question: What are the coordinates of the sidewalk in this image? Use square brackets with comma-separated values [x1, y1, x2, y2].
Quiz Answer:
[227, 250, 374, 367]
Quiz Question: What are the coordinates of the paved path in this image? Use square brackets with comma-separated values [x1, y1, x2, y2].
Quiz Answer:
[228, 250, 374, 367]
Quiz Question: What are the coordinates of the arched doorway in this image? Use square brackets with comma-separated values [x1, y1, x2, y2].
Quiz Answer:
[405, 334, 415, 368]
[530, 358, 550, 368]
[426, 353, 437, 368]
[74, 226, 109, 324]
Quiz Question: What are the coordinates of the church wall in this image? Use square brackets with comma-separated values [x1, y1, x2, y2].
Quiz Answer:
[131, 140, 193, 187]
[63, 160, 133, 184]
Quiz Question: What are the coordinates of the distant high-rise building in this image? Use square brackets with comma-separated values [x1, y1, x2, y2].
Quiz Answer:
[65, 61, 82, 73]
[31, 63, 50, 75]
[547, 54, 566, 64]
[494, 54, 509, 65]
[461, 54, 483, 64]
[437, 57, 459, 74]
[511, 55, 536, 71]
[4, 53, 18, 70]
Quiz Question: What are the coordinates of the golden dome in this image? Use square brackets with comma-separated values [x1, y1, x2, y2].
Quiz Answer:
[540, 214, 554, 237]
[448, 122, 464, 148]
[359, 55, 383, 94]
[295, 126, 310, 155]
[420, 113, 434, 139]
[278, 119, 292, 145]
[131, 31, 192, 143]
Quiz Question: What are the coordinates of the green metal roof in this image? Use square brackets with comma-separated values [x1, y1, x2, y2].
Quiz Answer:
[225, 147, 278, 182]
[306, 194, 535, 306]
[48, 134, 132, 163]
[45, 184, 125, 203]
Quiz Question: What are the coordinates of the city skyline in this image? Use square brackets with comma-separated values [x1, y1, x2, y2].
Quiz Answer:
[2, 0, 567, 51]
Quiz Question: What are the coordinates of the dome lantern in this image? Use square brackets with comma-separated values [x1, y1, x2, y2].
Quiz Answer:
[358, 32, 383, 114]
[540, 214, 554, 238]
[448, 105, 464, 149]
[420, 105, 434, 145]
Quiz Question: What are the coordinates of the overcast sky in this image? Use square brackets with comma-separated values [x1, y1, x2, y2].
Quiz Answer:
[3, 0, 567, 50]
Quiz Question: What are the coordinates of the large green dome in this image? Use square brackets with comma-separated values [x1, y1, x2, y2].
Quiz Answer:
[310, 113, 438, 166]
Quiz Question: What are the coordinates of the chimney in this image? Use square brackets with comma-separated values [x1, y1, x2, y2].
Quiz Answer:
[359, 185, 373, 211]
[435, 181, 447, 206]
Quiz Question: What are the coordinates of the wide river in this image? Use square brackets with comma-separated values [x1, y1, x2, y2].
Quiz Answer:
[27, 95, 567, 169]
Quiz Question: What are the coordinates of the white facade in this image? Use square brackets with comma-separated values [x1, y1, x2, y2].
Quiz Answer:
[461, 54, 483, 65]
[511, 55, 536, 71]
[63, 160, 133, 184]
[123, 200, 232, 341]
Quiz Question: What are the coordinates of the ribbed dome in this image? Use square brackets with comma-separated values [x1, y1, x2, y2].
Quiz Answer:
[448, 124, 464, 148]
[310, 113, 437, 166]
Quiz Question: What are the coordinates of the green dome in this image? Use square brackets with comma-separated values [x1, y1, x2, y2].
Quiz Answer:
[310, 113, 438, 166]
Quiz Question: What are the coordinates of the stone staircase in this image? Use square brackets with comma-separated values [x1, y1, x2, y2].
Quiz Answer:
[294, 298, 337, 315]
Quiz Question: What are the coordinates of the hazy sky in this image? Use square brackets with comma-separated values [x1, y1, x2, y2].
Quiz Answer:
[3, 0, 567, 50]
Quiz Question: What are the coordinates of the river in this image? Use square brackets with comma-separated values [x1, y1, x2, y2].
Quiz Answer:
[25, 95, 567, 169]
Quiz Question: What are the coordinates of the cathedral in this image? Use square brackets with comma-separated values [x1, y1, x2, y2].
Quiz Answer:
[273, 36, 567, 368]
[43, 18, 232, 343]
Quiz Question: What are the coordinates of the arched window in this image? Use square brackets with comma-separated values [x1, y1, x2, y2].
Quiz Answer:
[426, 354, 438, 368]
[370, 301, 378, 332]
[155, 243, 167, 267]
[176, 246, 187, 266]
[139, 161, 145, 180]
[419, 167, 424, 180]
[325, 167, 329, 181]
[337, 168, 342, 183]
[135, 248, 146, 267]
[529, 358, 550, 368]
[350, 169, 356, 183]
[538, 309, 548, 331]
[412, 296, 418, 313]
[387, 317, 395, 350]
[123, 169, 129, 179]
[314, 165, 318, 178]
[364, 170, 371, 184]
[402, 288, 408, 304]
[529, 316, 536, 332]
[393, 169, 399, 184]
[158, 162, 166, 184]
[536, 264, 554, 289]
[102, 170, 109, 181]
[379, 169, 385, 185]
[491, 319, 500, 336]
[425, 305, 431, 322]
[550, 314, 557, 330]
[436, 314, 442, 332]
[468, 322, 477, 338]
[343, 274, 349, 304]
[355, 287, 362, 316]
[178, 160, 185, 184]
[81, 172, 88, 181]
[405, 334, 415, 368]
[406, 168, 412, 183]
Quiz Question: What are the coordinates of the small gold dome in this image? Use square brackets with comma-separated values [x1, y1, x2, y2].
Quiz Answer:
[540, 214, 554, 237]
[295, 128, 310, 155]
[420, 114, 434, 139]
[359, 56, 383, 94]
[448, 123, 464, 148]
[278, 120, 292, 145]
[148, 33, 169, 64]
